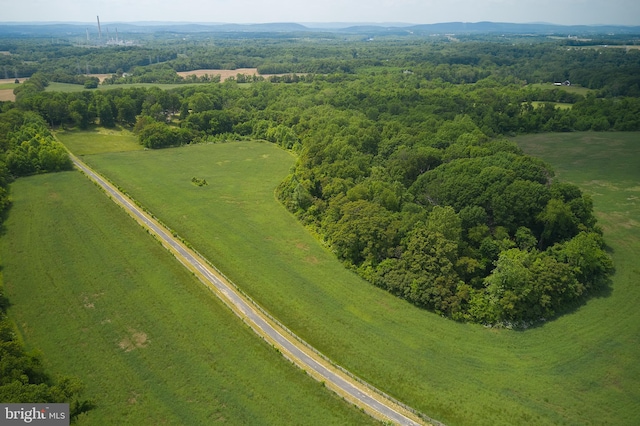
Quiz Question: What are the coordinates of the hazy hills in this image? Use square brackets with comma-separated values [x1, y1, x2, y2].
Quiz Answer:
[1, 21, 639, 37]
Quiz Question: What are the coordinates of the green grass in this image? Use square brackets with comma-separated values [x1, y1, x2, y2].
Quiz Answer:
[45, 81, 207, 93]
[55, 128, 143, 155]
[0, 83, 18, 90]
[528, 83, 594, 96]
[72, 134, 640, 425]
[529, 101, 573, 110]
[0, 171, 376, 425]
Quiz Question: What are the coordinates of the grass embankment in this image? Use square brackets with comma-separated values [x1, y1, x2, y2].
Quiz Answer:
[72, 132, 640, 425]
[0, 170, 375, 425]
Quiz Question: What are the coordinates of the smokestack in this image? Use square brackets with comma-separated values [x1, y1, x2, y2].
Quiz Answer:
[97, 15, 102, 41]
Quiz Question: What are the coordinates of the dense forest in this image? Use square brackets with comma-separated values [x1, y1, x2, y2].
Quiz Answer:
[1, 31, 637, 326]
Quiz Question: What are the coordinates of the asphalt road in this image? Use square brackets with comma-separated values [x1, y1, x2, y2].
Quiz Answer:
[71, 156, 431, 426]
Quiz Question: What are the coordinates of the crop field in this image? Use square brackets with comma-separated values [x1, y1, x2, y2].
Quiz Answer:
[67, 132, 640, 425]
[0, 78, 21, 101]
[45, 81, 206, 93]
[0, 77, 20, 85]
[56, 127, 143, 155]
[0, 90, 13, 101]
[176, 68, 261, 80]
[0, 171, 375, 425]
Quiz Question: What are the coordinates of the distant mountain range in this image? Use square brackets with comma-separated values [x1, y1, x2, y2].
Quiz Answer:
[1, 21, 639, 37]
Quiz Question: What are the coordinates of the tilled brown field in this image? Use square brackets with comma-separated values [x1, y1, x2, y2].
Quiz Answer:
[0, 78, 24, 101]
[176, 68, 261, 80]
[0, 90, 14, 102]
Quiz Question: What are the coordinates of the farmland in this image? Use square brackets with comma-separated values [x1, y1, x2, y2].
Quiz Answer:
[1, 28, 639, 425]
[56, 127, 142, 155]
[48, 131, 640, 425]
[0, 167, 375, 425]
[0, 78, 17, 101]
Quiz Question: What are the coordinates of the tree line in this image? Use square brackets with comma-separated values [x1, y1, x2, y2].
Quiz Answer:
[9, 68, 640, 141]
[2, 34, 634, 326]
[0, 101, 81, 415]
[2, 34, 639, 95]
[0, 289, 92, 418]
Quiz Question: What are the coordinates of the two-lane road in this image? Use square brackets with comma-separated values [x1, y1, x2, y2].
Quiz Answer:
[71, 155, 437, 426]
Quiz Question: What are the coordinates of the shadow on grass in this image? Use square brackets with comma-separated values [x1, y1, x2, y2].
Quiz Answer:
[71, 399, 96, 424]
[0, 286, 9, 312]
[512, 273, 614, 332]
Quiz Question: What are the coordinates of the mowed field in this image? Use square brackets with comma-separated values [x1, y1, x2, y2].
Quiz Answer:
[54, 131, 640, 425]
[0, 170, 375, 422]
[176, 68, 262, 80]
[56, 127, 143, 155]
[0, 78, 20, 101]
[3, 68, 289, 97]
[528, 83, 594, 96]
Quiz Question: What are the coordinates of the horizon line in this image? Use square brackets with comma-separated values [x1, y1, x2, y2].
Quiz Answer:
[1, 20, 638, 27]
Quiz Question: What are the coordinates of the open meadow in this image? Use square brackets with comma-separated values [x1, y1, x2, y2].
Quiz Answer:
[45, 81, 206, 93]
[61, 132, 640, 425]
[0, 170, 375, 425]
[175, 68, 261, 80]
[56, 127, 143, 155]
[528, 83, 594, 96]
[0, 80, 17, 101]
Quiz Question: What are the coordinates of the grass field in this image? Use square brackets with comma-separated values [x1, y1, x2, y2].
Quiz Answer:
[0, 90, 14, 102]
[45, 81, 207, 94]
[529, 101, 573, 110]
[65, 132, 640, 425]
[56, 127, 142, 155]
[528, 83, 594, 96]
[0, 171, 375, 425]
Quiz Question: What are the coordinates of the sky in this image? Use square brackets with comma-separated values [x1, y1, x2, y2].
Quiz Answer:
[2, 0, 639, 26]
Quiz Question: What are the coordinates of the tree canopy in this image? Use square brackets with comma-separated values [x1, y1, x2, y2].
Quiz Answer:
[1, 31, 629, 326]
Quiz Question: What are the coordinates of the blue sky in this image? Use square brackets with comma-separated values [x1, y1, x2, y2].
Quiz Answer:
[2, 0, 639, 26]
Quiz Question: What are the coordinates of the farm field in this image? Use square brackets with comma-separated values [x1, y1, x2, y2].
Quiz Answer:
[0, 78, 22, 86]
[176, 68, 261, 80]
[528, 83, 594, 96]
[56, 127, 142, 155]
[529, 101, 573, 110]
[0, 78, 23, 101]
[44, 69, 268, 95]
[0, 89, 13, 101]
[0, 170, 375, 425]
[45, 81, 207, 93]
[71, 133, 640, 425]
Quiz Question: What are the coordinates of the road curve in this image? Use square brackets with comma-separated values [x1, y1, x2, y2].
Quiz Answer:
[71, 155, 436, 426]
